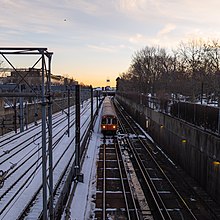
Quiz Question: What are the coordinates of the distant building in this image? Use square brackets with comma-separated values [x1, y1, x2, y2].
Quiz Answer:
[6, 68, 41, 86]
[3, 68, 78, 86]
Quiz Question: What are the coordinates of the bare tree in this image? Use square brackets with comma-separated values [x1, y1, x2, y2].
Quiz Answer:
[204, 40, 220, 103]
[118, 38, 220, 104]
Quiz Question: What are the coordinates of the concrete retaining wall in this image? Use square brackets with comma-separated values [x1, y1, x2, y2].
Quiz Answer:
[116, 94, 220, 204]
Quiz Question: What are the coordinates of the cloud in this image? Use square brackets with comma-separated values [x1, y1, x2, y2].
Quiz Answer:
[117, 0, 143, 11]
[129, 33, 145, 44]
[114, 0, 155, 19]
[158, 23, 176, 36]
[87, 42, 134, 53]
[0, 2, 56, 33]
[128, 33, 157, 46]
[87, 44, 116, 53]
[65, 0, 99, 15]
[2, 0, 220, 87]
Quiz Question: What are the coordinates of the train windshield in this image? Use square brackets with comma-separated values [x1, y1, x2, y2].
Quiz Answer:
[102, 118, 107, 124]
[102, 117, 116, 124]
[112, 118, 117, 124]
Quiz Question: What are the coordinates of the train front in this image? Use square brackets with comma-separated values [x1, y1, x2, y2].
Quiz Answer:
[101, 97, 118, 135]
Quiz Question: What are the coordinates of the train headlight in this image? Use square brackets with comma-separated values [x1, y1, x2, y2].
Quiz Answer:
[102, 125, 106, 129]
[213, 161, 220, 165]
[113, 125, 116, 129]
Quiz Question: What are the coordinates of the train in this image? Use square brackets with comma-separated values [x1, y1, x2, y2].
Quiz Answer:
[101, 96, 118, 135]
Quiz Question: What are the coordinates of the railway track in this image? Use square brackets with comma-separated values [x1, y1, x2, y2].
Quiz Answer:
[0, 99, 92, 156]
[95, 139, 144, 219]
[114, 99, 220, 220]
[0, 99, 96, 219]
[0, 109, 66, 148]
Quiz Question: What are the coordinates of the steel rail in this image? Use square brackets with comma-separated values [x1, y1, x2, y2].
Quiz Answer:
[115, 141, 142, 220]
[0, 111, 62, 148]
[0, 98, 91, 147]
[0, 116, 74, 215]
[0, 101, 90, 163]
[0, 110, 71, 162]
[19, 104, 94, 219]
[118, 102, 197, 219]
[114, 142, 131, 219]
[0, 101, 94, 219]
[117, 116, 169, 220]
[115, 100, 198, 220]
[102, 144, 106, 220]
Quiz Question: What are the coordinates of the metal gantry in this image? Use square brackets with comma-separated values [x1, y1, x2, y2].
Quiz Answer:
[0, 48, 53, 220]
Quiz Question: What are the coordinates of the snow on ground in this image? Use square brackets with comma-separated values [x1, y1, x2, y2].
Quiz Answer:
[0, 98, 99, 219]
[61, 104, 103, 220]
[1, 96, 178, 220]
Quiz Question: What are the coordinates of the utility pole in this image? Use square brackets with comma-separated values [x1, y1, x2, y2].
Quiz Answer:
[19, 84, 24, 132]
[41, 53, 48, 220]
[75, 85, 80, 177]
[90, 86, 93, 131]
[67, 88, 70, 137]
[34, 97, 38, 125]
[47, 54, 54, 220]
[13, 100, 17, 133]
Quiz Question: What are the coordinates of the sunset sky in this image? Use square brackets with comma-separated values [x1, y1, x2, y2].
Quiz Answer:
[1, 0, 220, 87]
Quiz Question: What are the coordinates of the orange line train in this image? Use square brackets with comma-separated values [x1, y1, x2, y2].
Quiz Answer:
[101, 96, 118, 135]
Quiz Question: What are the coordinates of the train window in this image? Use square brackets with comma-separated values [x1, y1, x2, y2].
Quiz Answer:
[107, 118, 111, 124]
[112, 118, 117, 124]
[102, 118, 106, 124]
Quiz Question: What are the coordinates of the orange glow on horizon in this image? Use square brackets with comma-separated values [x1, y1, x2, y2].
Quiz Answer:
[78, 77, 117, 88]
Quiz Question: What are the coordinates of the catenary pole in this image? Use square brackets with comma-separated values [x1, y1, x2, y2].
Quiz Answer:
[68, 88, 70, 137]
[90, 86, 93, 131]
[47, 54, 54, 219]
[41, 51, 47, 220]
[75, 85, 80, 176]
